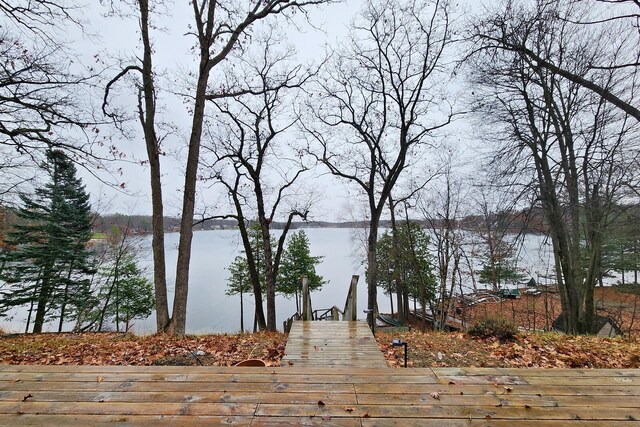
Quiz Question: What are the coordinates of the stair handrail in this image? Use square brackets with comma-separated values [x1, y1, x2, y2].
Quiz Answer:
[343, 275, 359, 321]
[302, 275, 313, 321]
[313, 306, 343, 321]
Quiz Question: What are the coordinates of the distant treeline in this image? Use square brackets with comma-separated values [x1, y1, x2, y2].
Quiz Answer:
[3, 205, 637, 237]
[91, 208, 550, 235]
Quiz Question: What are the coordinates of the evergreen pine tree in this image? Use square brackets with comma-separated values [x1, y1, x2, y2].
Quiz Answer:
[373, 223, 437, 316]
[0, 150, 95, 333]
[225, 255, 252, 332]
[278, 230, 326, 310]
[90, 225, 155, 332]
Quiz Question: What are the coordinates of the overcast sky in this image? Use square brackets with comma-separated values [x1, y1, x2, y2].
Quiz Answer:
[69, 0, 486, 220]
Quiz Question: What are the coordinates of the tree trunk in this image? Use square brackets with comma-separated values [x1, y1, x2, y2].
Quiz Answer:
[98, 278, 116, 332]
[237, 216, 266, 330]
[367, 218, 380, 328]
[25, 298, 35, 334]
[253, 307, 258, 333]
[33, 278, 52, 334]
[57, 264, 74, 333]
[115, 275, 120, 333]
[168, 39, 212, 336]
[137, 0, 169, 333]
[388, 198, 405, 323]
[259, 217, 277, 331]
[240, 287, 244, 333]
[57, 282, 69, 333]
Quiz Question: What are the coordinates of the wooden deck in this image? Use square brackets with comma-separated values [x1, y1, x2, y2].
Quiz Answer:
[0, 364, 639, 425]
[282, 321, 388, 368]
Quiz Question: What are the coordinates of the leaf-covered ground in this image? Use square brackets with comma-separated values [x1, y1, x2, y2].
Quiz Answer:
[1, 330, 639, 369]
[0, 332, 286, 366]
[461, 286, 640, 336]
[377, 331, 640, 368]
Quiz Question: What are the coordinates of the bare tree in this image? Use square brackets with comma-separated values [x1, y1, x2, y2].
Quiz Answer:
[471, 186, 523, 291]
[468, 0, 640, 333]
[304, 0, 454, 328]
[200, 35, 314, 331]
[102, 0, 171, 333]
[470, 0, 640, 121]
[104, 0, 333, 335]
[0, 1, 109, 201]
[418, 150, 468, 331]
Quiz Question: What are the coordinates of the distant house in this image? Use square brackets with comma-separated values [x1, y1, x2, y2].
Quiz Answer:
[499, 288, 521, 299]
[552, 314, 623, 337]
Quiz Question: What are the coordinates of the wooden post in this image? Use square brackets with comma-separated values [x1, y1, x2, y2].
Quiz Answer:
[331, 306, 339, 320]
[302, 275, 312, 321]
[343, 275, 358, 321]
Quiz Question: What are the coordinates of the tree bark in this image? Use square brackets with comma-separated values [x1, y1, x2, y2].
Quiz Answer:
[137, 0, 169, 333]
[367, 216, 380, 327]
[33, 278, 51, 334]
[240, 287, 244, 333]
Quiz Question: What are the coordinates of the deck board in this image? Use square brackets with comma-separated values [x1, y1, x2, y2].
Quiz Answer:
[0, 365, 639, 425]
[281, 321, 388, 368]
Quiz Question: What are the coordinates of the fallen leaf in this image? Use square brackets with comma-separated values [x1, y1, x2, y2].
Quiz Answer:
[287, 360, 294, 366]
[503, 386, 513, 392]
[96, 376, 104, 383]
[345, 407, 354, 412]
[363, 413, 371, 418]
[321, 415, 332, 420]
[317, 400, 325, 407]
[22, 394, 33, 402]
[430, 392, 441, 400]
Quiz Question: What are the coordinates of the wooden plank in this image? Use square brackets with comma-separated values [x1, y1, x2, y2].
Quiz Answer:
[0, 414, 254, 426]
[436, 375, 528, 385]
[0, 390, 358, 405]
[0, 401, 258, 416]
[0, 365, 406, 375]
[433, 367, 640, 377]
[255, 403, 640, 420]
[355, 383, 640, 396]
[0, 380, 356, 393]
[360, 420, 639, 427]
[250, 416, 361, 426]
[356, 393, 640, 408]
[1, 364, 640, 424]
[282, 321, 387, 369]
[525, 376, 640, 386]
[0, 372, 428, 384]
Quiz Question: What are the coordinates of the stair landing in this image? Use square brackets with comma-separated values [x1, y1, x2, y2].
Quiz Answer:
[282, 321, 388, 368]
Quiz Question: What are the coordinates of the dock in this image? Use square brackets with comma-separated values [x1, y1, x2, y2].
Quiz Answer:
[0, 364, 638, 425]
[281, 321, 387, 368]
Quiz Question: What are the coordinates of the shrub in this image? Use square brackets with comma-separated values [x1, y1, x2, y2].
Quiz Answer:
[468, 316, 518, 341]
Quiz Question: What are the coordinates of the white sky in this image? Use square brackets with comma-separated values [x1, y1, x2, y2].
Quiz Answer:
[66, 0, 486, 220]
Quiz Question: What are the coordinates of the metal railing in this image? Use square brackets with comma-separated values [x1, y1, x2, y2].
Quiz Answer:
[283, 274, 360, 332]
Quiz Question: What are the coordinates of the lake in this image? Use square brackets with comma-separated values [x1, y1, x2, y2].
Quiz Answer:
[136, 227, 559, 334]
[136, 227, 373, 334]
[1, 227, 560, 334]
